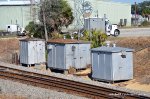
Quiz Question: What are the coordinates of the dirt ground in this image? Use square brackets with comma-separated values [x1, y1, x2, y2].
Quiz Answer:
[0, 94, 27, 99]
[108, 37, 150, 92]
[0, 38, 19, 63]
[0, 37, 149, 92]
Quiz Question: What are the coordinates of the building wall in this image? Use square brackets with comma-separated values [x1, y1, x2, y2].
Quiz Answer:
[0, 5, 32, 30]
[0, 0, 131, 30]
[0, 0, 35, 30]
[67, 0, 131, 29]
[94, 0, 131, 26]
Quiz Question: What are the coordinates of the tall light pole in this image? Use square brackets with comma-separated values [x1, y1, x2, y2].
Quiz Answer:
[73, 0, 85, 40]
[21, 6, 24, 27]
[135, 2, 137, 26]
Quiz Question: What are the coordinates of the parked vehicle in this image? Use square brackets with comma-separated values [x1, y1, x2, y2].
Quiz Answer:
[6, 24, 26, 36]
[17, 27, 26, 36]
[84, 17, 120, 36]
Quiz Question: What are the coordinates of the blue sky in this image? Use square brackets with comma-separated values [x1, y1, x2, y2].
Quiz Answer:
[112, 0, 144, 4]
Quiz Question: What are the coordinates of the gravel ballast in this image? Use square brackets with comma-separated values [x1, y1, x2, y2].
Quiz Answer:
[0, 79, 88, 99]
[0, 62, 150, 98]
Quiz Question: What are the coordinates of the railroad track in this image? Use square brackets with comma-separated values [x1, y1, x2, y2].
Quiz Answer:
[0, 65, 149, 99]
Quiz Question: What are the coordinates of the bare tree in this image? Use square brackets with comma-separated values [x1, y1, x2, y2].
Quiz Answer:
[41, 0, 48, 41]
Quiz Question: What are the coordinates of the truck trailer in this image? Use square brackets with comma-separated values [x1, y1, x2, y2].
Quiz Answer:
[84, 17, 120, 37]
[6, 24, 26, 36]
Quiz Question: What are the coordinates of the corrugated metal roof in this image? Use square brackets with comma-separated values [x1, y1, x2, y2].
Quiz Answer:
[20, 38, 45, 41]
[47, 39, 90, 44]
[91, 46, 134, 52]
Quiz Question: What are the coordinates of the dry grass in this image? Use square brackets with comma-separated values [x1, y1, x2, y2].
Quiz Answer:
[0, 94, 27, 99]
[0, 38, 19, 63]
[0, 37, 149, 84]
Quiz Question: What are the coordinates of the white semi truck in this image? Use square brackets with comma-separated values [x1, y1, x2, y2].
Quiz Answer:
[84, 17, 120, 36]
[6, 24, 26, 36]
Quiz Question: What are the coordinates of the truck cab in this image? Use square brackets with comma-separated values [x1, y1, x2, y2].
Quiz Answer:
[105, 19, 120, 36]
[84, 17, 120, 37]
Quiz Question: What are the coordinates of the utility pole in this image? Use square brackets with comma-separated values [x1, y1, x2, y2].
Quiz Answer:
[30, 0, 37, 23]
[73, 0, 84, 40]
[30, 0, 32, 20]
[30, 0, 33, 21]
[41, 0, 48, 41]
[135, 2, 137, 26]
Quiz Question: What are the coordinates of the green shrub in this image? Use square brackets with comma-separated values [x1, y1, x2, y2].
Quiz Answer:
[72, 33, 78, 39]
[51, 32, 63, 39]
[25, 21, 45, 38]
[141, 20, 150, 26]
[81, 30, 108, 48]
[65, 34, 71, 39]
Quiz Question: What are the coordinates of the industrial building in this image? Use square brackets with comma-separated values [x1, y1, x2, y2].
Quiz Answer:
[0, 0, 131, 30]
[67, 0, 131, 29]
[0, 0, 38, 30]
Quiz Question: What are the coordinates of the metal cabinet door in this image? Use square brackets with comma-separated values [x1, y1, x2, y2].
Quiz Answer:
[113, 52, 128, 81]
[20, 41, 28, 64]
[119, 52, 132, 80]
[103, 53, 112, 80]
[118, 54, 127, 80]
[28, 41, 36, 64]
[55, 45, 65, 69]
[92, 52, 99, 78]
[47, 48, 53, 67]
[36, 41, 45, 63]
[71, 44, 79, 69]
[79, 44, 87, 69]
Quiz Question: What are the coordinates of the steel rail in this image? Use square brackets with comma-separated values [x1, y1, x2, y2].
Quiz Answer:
[0, 65, 149, 99]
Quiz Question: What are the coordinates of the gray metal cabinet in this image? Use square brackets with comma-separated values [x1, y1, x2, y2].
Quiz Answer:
[91, 46, 134, 82]
[20, 38, 46, 65]
[84, 18, 106, 32]
[47, 39, 91, 70]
